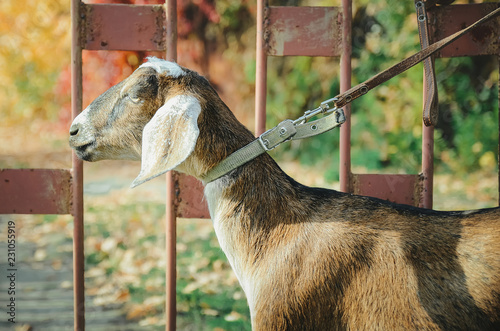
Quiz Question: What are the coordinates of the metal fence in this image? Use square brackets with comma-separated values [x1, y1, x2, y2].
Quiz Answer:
[1, 1, 499, 330]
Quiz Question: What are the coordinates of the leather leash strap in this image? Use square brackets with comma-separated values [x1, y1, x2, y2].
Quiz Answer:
[415, 0, 439, 126]
[202, 5, 500, 184]
[201, 109, 345, 183]
[333, 5, 500, 110]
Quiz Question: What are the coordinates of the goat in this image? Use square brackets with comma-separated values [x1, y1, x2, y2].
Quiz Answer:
[69, 57, 500, 330]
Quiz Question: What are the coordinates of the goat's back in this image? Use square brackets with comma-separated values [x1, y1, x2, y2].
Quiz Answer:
[250, 188, 500, 330]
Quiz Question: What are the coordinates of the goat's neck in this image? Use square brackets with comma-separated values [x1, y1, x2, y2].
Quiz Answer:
[197, 106, 301, 233]
[182, 99, 308, 272]
[205, 152, 299, 224]
[203, 146, 304, 264]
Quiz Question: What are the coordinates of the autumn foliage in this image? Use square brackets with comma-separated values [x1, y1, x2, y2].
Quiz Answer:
[0, 0, 251, 131]
[1, 0, 498, 176]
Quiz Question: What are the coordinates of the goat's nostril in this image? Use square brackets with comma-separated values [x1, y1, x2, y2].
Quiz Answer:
[69, 124, 79, 136]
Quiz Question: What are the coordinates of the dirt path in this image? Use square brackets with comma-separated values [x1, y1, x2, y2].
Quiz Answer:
[0, 216, 160, 331]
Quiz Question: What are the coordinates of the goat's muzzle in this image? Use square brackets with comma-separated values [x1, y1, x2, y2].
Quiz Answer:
[69, 121, 97, 161]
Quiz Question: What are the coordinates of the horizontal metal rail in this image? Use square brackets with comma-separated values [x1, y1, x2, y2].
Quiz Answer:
[0, 169, 73, 214]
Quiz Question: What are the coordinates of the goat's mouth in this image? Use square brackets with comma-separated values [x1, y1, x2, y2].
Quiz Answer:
[70, 140, 96, 161]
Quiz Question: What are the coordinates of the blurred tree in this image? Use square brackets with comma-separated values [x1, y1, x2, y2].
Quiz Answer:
[0, 0, 71, 128]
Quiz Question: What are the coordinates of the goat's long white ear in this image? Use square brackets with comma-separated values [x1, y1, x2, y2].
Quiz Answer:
[131, 94, 201, 188]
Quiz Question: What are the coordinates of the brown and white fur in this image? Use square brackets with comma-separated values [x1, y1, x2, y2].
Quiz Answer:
[69, 58, 500, 330]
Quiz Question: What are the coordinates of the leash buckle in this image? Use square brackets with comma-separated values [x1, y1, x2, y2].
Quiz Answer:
[293, 97, 339, 125]
[320, 97, 339, 113]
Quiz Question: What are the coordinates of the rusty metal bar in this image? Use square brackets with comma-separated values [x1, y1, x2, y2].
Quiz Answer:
[165, 0, 177, 330]
[352, 174, 423, 206]
[71, 1, 85, 330]
[255, 0, 269, 136]
[428, 3, 500, 58]
[417, 0, 435, 209]
[339, 0, 352, 193]
[0, 169, 72, 214]
[165, 172, 176, 331]
[82, 4, 166, 51]
[265, 6, 342, 57]
[421, 69, 434, 209]
[166, 1, 176, 61]
[421, 125, 434, 209]
[175, 174, 210, 219]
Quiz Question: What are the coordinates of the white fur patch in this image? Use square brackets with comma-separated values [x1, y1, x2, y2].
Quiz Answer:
[72, 106, 90, 126]
[139, 57, 185, 78]
[204, 180, 257, 314]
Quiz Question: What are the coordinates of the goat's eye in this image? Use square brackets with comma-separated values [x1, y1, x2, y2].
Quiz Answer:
[128, 95, 141, 104]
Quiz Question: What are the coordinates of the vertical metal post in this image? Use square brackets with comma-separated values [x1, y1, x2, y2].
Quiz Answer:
[339, 0, 352, 193]
[421, 115, 434, 208]
[165, 0, 177, 330]
[71, 0, 85, 330]
[165, 172, 176, 331]
[418, 1, 435, 209]
[255, 0, 269, 136]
